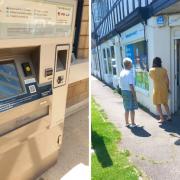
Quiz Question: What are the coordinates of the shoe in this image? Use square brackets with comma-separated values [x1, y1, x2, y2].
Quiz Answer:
[167, 116, 172, 121]
[158, 120, 165, 123]
[130, 124, 137, 128]
[125, 124, 130, 127]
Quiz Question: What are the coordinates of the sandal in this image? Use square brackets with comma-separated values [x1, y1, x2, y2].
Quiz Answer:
[167, 116, 172, 121]
[158, 119, 165, 123]
[130, 124, 137, 128]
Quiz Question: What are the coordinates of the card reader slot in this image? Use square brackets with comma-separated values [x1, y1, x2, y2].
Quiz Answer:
[0, 106, 49, 137]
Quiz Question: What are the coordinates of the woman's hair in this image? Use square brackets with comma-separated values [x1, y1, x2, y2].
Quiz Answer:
[153, 57, 162, 68]
[123, 57, 132, 69]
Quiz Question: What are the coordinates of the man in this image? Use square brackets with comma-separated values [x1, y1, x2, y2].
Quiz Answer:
[119, 57, 138, 127]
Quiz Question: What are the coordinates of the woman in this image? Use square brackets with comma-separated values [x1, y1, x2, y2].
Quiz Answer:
[149, 57, 171, 123]
[119, 58, 138, 127]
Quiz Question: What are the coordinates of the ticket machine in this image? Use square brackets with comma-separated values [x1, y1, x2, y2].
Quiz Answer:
[0, 0, 77, 179]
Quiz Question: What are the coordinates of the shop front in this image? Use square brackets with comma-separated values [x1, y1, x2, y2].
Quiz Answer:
[99, 36, 123, 88]
[100, 43, 114, 86]
[121, 23, 149, 95]
[169, 14, 180, 113]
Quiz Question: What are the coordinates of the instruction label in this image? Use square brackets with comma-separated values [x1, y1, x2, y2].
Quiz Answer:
[56, 5, 73, 25]
[0, 0, 74, 38]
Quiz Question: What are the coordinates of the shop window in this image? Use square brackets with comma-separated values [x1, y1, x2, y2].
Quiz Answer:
[103, 49, 106, 58]
[110, 46, 115, 58]
[125, 40, 149, 91]
[104, 59, 108, 74]
[107, 48, 110, 58]
[107, 48, 112, 74]
[94, 54, 99, 71]
[112, 67, 117, 75]
[112, 59, 117, 75]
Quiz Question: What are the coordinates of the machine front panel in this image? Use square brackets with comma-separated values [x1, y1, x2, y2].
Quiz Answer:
[0, 56, 52, 113]
[54, 44, 70, 88]
[0, 82, 52, 113]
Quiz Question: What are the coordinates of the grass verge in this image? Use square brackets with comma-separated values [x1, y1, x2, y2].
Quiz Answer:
[91, 98, 140, 180]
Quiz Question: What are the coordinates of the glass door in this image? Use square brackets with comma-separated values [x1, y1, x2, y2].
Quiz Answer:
[176, 40, 180, 110]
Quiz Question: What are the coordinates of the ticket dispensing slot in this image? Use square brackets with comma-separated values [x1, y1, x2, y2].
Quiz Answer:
[0, 47, 52, 136]
[54, 45, 69, 88]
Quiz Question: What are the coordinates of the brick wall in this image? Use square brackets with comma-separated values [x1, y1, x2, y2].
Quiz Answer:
[77, 0, 89, 59]
[66, 78, 89, 107]
[66, 0, 89, 108]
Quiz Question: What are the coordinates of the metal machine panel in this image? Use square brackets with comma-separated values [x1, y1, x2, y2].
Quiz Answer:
[0, 105, 49, 137]
[0, 0, 77, 179]
[54, 45, 70, 87]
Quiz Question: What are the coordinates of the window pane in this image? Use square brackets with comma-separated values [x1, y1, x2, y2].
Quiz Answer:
[111, 46, 115, 58]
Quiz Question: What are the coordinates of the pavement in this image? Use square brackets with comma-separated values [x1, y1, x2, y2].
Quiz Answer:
[37, 106, 89, 180]
[91, 76, 180, 180]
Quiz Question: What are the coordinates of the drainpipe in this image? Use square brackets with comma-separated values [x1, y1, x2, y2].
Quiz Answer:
[73, 0, 84, 58]
[141, 21, 149, 71]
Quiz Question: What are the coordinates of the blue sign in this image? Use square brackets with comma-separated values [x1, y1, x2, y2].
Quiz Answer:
[156, 16, 165, 26]
[125, 44, 135, 65]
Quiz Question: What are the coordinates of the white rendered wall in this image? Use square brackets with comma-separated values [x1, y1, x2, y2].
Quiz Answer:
[92, 14, 178, 114]
[144, 17, 171, 114]
[132, 18, 171, 115]
[98, 36, 122, 87]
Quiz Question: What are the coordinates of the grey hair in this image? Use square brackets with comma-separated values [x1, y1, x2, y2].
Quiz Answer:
[123, 57, 132, 69]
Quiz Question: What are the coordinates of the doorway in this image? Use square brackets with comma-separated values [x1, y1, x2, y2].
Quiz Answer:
[175, 39, 180, 112]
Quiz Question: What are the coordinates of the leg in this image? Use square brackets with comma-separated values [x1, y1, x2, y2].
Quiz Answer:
[130, 110, 135, 125]
[125, 111, 129, 125]
[163, 103, 171, 119]
[156, 104, 164, 122]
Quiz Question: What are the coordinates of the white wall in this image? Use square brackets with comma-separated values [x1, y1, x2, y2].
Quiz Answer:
[142, 17, 171, 114]
[92, 14, 176, 115]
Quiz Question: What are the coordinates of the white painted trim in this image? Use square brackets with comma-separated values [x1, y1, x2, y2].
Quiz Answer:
[65, 98, 89, 117]
[170, 27, 180, 113]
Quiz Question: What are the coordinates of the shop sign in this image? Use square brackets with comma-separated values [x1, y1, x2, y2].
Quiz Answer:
[121, 23, 144, 44]
[169, 15, 180, 26]
[156, 16, 165, 26]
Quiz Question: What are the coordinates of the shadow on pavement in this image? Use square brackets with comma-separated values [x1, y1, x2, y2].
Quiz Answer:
[159, 116, 180, 136]
[175, 139, 180, 145]
[92, 130, 113, 168]
[128, 126, 151, 137]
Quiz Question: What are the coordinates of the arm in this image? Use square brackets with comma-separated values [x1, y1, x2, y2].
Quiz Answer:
[130, 84, 137, 101]
[149, 69, 153, 79]
[128, 71, 137, 100]
[164, 72, 170, 92]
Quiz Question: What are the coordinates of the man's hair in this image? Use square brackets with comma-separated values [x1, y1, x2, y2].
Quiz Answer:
[123, 57, 132, 69]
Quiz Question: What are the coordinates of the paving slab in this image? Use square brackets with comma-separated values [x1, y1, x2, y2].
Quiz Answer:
[37, 106, 89, 180]
[92, 76, 180, 180]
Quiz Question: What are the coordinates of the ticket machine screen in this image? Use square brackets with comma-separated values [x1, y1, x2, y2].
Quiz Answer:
[0, 54, 52, 113]
[0, 61, 23, 100]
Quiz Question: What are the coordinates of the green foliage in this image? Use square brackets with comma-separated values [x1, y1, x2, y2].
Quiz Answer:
[91, 98, 140, 180]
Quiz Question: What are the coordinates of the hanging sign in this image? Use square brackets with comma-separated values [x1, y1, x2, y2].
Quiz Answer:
[169, 14, 180, 26]
[156, 16, 165, 26]
[121, 23, 144, 44]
